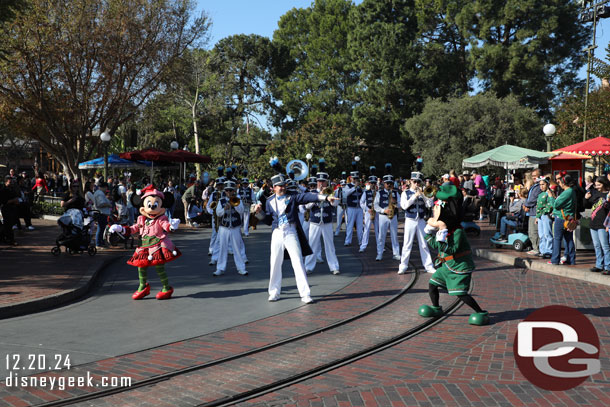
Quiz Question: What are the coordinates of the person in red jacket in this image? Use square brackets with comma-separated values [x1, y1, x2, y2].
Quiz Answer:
[31, 172, 49, 201]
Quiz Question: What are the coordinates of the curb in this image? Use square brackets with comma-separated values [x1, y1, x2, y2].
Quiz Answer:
[0, 255, 121, 320]
[472, 248, 610, 287]
[42, 214, 60, 221]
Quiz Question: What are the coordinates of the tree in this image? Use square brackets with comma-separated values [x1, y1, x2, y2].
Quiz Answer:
[415, 0, 589, 118]
[554, 87, 610, 149]
[348, 0, 425, 152]
[272, 0, 357, 132]
[0, 0, 210, 179]
[403, 93, 543, 176]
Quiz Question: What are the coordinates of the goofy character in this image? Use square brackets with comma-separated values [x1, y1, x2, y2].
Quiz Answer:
[418, 184, 489, 325]
[109, 184, 181, 300]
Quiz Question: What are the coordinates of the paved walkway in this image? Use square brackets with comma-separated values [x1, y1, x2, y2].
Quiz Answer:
[0, 217, 608, 406]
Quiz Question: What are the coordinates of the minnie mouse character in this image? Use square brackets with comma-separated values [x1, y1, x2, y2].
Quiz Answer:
[109, 184, 181, 300]
[418, 184, 489, 325]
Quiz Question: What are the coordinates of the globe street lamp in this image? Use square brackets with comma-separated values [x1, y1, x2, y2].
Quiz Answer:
[100, 131, 111, 180]
[170, 140, 180, 188]
[543, 123, 556, 153]
[306, 152, 312, 170]
[170, 140, 179, 150]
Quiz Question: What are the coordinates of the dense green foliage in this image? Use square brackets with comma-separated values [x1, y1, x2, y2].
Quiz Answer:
[1, 0, 593, 179]
[404, 93, 544, 176]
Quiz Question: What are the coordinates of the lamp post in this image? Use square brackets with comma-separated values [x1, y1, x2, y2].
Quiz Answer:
[100, 131, 111, 181]
[543, 123, 556, 152]
[170, 140, 180, 189]
[306, 153, 312, 171]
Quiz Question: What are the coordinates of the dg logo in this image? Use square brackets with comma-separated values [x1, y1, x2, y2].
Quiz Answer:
[513, 305, 601, 391]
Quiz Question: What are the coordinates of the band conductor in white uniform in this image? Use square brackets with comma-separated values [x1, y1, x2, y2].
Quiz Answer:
[255, 157, 339, 304]
[398, 171, 436, 274]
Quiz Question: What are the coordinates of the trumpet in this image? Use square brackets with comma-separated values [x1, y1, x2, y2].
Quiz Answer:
[229, 196, 241, 207]
[423, 185, 437, 198]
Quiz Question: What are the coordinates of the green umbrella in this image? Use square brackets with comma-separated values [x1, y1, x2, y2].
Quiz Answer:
[462, 145, 553, 170]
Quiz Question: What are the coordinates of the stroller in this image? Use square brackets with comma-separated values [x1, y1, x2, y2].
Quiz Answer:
[103, 212, 135, 249]
[51, 208, 97, 256]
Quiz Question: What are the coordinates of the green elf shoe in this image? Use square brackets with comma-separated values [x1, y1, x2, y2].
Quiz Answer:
[468, 311, 490, 326]
[418, 305, 443, 317]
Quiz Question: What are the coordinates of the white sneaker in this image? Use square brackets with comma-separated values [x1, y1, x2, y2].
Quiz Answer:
[268, 295, 280, 302]
[392, 255, 401, 261]
[375, 255, 382, 261]
[358, 248, 365, 253]
[238, 270, 248, 275]
[332, 270, 340, 275]
[209, 260, 217, 266]
[192, 222, 199, 228]
[397, 269, 407, 275]
[560, 256, 567, 263]
[27, 226, 35, 231]
[301, 296, 314, 304]
[213, 270, 224, 276]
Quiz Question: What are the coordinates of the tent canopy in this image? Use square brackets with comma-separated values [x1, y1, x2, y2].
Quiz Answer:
[78, 154, 152, 169]
[554, 136, 610, 156]
[462, 145, 553, 170]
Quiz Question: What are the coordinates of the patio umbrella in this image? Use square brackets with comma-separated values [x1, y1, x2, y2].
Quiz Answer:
[78, 154, 152, 170]
[119, 148, 177, 182]
[167, 149, 211, 163]
[462, 145, 553, 170]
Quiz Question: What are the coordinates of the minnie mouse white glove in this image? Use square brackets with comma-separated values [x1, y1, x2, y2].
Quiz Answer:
[436, 229, 449, 242]
[170, 218, 180, 230]
[109, 224, 124, 234]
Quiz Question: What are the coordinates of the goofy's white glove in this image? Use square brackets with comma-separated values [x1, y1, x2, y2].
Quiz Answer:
[169, 218, 180, 231]
[109, 224, 124, 234]
[436, 229, 449, 242]
[423, 224, 438, 235]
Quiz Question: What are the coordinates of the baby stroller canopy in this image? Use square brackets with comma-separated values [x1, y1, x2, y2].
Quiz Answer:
[58, 209, 84, 230]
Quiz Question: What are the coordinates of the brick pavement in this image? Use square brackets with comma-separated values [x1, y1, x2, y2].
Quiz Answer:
[241, 258, 610, 407]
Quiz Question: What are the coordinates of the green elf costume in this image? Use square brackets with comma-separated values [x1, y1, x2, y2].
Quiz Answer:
[418, 184, 489, 325]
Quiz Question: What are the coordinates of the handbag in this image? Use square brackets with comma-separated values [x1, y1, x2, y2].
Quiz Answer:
[561, 209, 578, 232]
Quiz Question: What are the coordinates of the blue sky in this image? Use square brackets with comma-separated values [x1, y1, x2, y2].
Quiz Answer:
[196, 0, 610, 88]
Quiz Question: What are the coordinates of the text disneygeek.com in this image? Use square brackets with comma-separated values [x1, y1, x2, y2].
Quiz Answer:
[3, 353, 132, 391]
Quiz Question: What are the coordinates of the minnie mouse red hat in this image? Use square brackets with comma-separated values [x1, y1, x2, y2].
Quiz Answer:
[139, 184, 165, 200]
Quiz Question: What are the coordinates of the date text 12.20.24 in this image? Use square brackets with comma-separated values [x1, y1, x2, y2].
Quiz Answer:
[5, 354, 71, 371]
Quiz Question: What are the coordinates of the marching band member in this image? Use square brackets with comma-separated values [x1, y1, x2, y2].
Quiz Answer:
[214, 179, 248, 276]
[343, 163, 364, 247]
[334, 172, 347, 236]
[255, 157, 338, 304]
[239, 170, 255, 237]
[359, 166, 379, 253]
[305, 159, 340, 274]
[374, 164, 401, 261]
[398, 172, 436, 274]
[207, 167, 225, 260]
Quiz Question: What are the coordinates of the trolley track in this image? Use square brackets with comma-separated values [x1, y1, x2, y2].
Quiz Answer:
[26, 255, 424, 407]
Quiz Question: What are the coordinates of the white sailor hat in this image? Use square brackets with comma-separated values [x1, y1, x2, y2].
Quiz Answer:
[383, 174, 394, 183]
[410, 171, 424, 182]
[286, 179, 298, 191]
[271, 173, 286, 187]
[241, 177, 249, 184]
[367, 175, 378, 183]
[317, 172, 330, 182]
[215, 176, 226, 185]
[350, 171, 360, 179]
[307, 176, 318, 185]
[223, 180, 236, 190]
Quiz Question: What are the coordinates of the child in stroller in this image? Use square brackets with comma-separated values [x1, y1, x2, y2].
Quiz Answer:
[52, 208, 97, 256]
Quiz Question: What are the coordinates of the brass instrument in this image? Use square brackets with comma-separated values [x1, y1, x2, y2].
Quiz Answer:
[387, 193, 397, 220]
[229, 196, 241, 207]
[249, 203, 259, 230]
[304, 208, 310, 222]
[321, 186, 334, 196]
[209, 201, 218, 210]
[370, 190, 376, 220]
[423, 185, 437, 198]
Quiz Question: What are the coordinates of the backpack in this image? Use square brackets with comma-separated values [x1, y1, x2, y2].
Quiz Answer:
[112, 185, 122, 202]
